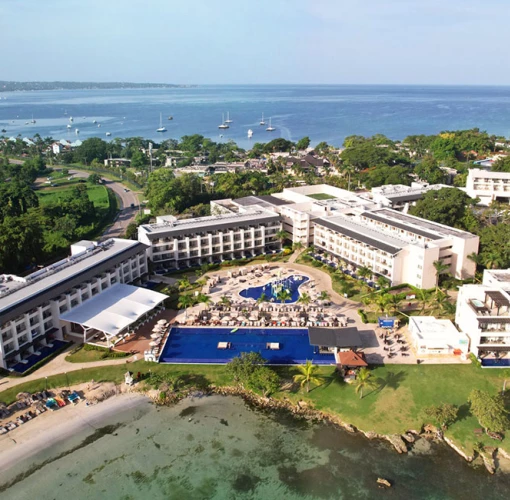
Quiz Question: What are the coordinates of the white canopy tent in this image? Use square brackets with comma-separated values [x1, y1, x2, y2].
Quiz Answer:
[61, 283, 167, 345]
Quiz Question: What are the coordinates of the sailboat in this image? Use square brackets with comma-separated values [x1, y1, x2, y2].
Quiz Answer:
[259, 113, 265, 126]
[156, 113, 167, 132]
[266, 118, 275, 132]
[75, 129, 80, 135]
[30, 114, 36, 124]
[66, 124, 72, 129]
[218, 113, 229, 129]
[247, 129, 253, 139]
[225, 112, 233, 124]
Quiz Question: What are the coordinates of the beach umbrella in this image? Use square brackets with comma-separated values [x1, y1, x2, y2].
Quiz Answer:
[150, 333, 162, 339]
[157, 319, 167, 325]
[280, 316, 289, 322]
[149, 341, 158, 347]
[16, 392, 31, 400]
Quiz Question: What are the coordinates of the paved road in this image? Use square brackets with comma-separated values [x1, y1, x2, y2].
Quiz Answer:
[27, 162, 141, 238]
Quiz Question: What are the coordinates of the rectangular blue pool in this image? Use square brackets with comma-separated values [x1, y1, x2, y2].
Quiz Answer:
[159, 327, 335, 365]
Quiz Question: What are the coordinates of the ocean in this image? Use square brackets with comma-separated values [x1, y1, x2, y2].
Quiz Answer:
[2, 85, 510, 148]
[1, 395, 508, 499]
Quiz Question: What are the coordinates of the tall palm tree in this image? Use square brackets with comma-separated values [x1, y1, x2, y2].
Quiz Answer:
[298, 292, 311, 306]
[197, 293, 211, 309]
[355, 367, 378, 399]
[292, 241, 304, 253]
[432, 260, 450, 291]
[177, 293, 195, 318]
[219, 295, 231, 307]
[388, 294, 402, 315]
[275, 230, 290, 245]
[375, 294, 390, 314]
[293, 360, 323, 393]
[257, 292, 268, 304]
[415, 288, 430, 313]
[357, 266, 372, 281]
[276, 288, 292, 303]
[483, 251, 504, 270]
[376, 276, 390, 290]
[177, 276, 191, 292]
[318, 290, 330, 302]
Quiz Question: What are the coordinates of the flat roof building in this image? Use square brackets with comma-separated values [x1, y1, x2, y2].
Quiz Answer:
[0, 239, 148, 371]
[465, 168, 510, 205]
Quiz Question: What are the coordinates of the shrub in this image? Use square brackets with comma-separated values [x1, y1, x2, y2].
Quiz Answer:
[358, 309, 368, 323]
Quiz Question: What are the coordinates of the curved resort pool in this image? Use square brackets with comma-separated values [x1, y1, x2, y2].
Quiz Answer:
[239, 274, 309, 303]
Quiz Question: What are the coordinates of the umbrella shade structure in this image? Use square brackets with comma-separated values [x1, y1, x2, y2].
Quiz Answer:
[221, 315, 231, 321]
[149, 341, 159, 346]
[150, 333, 162, 339]
[157, 319, 167, 325]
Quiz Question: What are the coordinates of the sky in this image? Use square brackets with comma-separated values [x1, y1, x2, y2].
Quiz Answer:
[1, 0, 509, 85]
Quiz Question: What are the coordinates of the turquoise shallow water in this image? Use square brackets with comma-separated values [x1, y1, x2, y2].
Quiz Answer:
[0, 395, 509, 499]
[2, 85, 510, 148]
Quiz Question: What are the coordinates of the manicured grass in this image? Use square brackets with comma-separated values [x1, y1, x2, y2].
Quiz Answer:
[276, 363, 510, 455]
[307, 193, 336, 200]
[1, 359, 508, 455]
[65, 345, 130, 363]
[37, 184, 110, 208]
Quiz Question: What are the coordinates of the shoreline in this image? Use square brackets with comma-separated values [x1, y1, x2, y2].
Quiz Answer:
[0, 381, 508, 482]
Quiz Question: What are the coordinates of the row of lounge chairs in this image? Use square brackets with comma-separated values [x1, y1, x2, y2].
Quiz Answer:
[0, 390, 81, 435]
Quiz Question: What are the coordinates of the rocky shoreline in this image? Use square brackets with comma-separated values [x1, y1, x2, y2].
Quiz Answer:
[128, 382, 507, 475]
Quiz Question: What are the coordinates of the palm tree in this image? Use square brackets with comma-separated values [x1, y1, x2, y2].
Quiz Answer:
[275, 230, 290, 245]
[177, 276, 191, 291]
[318, 291, 330, 302]
[354, 367, 378, 399]
[375, 294, 390, 314]
[276, 288, 292, 303]
[257, 293, 268, 304]
[297, 292, 311, 306]
[415, 288, 430, 313]
[483, 251, 504, 270]
[292, 241, 304, 253]
[177, 293, 195, 318]
[197, 293, 211, 309]
[293, 360, 323, 393]
[219, 295, 231, 308]
[357, 266, 371, 281]
[388, 294, 402, 315]
[432, 260, 450, 291]
[376, 276, 390, 290]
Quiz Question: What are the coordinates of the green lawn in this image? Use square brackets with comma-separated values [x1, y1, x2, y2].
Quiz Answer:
[1, 361, 508, 456]
[307, 193, 337, 200]
[277, 363, 510, 455]
[37, 184, 110, 208]
[65, 345, 130, 363]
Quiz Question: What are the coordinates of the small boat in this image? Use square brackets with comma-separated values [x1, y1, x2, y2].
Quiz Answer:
[69, 116, 73, 122]
[259, 112, 265, 126]
[66, 124, 72, 129]
[93, 119, 97, 124]
[247, 129, 253, 138]
[75, 129, 79, 135]
[31, 115, 36, 124]
[97, 124, 101, 128]
[167, 115, 173, 120]
[225, 111, 233, 124]
[230, 328, 239, 333]
[156, 112, 166, 132]
[218, 113, 229, 129]
[1, 129, 6, 133]
[25, 121, 29, 125]
[266, 117, 275, 132]
[105, 132, 111, 136]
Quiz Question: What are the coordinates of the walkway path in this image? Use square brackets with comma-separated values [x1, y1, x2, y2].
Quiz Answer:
[0, 345, 134, 393]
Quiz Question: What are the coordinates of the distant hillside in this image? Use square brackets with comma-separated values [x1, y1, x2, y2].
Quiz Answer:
[0, 81, 194, 92]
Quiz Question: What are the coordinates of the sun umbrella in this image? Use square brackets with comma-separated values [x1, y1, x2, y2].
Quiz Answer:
[157, 319, 167, 325]
[280, 316, 289, 322]
[150, 333, 162, 339]
[149, 341, 158, 347]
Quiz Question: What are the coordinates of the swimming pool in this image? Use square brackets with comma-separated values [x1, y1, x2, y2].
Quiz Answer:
[239, 274, 309, 303]
[159, 327, 335, 365]
[481, 358, 510, 367]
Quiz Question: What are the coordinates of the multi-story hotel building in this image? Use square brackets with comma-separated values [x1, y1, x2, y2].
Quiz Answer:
[455, 269, 510, 365]
[465, 168, 510, 205]
[0, 239, 148, 370]
[138, 209, 282, 270]
[141, 184, 479, 289]
[313, 209, 479, 289]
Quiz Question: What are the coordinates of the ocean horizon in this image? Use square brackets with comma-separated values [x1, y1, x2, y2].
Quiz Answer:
[2, 84, 510, 148]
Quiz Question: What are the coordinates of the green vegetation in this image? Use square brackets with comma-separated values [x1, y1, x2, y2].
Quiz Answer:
[293, 360, 324, 393]
[424, 403, 459, 431]
[307, 193, 336, 200]
[37, 184, 110, 208]
[468, 389, 509, 434]
[65, 344, 130, 363]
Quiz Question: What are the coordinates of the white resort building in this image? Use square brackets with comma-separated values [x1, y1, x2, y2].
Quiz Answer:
[465, 168, 510, 205]
[140, 184, 479, 289]
[0, 239, 156, 371]
[138, 210, 282, 270]
[455, 269, 510, 365]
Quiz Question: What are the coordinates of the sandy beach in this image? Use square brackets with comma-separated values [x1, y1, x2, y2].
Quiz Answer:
[0, 392, 150, 474]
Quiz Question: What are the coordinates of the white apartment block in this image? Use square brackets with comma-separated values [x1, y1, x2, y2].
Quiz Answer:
[370, 183, 451, 212]
[138, 210, 282, 270]
[0, 239, 148, 370]
[455, 270, 510, 364]
[465, 168, 510, 205]
[313, 208, 479, 289]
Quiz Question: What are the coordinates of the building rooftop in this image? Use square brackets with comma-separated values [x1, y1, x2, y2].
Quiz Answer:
[235, 195, 292, 208]
[139, 210, 280, 239]
[0, 239, 145, 322]
[315, 215, 408, 255]
[308, 327, 363, 348]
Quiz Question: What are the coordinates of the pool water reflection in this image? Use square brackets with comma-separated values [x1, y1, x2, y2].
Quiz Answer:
[239, 274, 309, 303]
